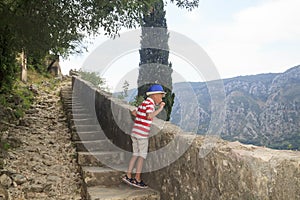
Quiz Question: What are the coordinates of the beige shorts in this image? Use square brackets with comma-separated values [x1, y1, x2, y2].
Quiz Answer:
[131, 136, 149, 159]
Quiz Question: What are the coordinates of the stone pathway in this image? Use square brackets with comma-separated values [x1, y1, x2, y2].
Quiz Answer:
[1, 77, 160, 200]
[60, 80, 160, 200]
[1, 79, 82, 199]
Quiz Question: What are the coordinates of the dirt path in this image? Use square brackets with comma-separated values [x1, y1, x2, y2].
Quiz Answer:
[1, 79, 81, 200]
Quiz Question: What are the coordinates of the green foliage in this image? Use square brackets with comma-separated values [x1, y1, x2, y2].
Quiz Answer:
[2, 142, 10, 151]
[118, 81, 130, 100]
[27, 56, 49, 76]
[267, 132, 300, 150]
[170, 0, 199, 10]
[138, 0, 175, 121]
[0, 85, 33, 121]
[0, 68, 57, 123]
[78, 70, 109, 92]
[0, 0, 199, 92]
[130, 96, 145, 107]
[0, 0, 148, 89]
[0, 38, 19, 93]
[0, 0, 181, 58]
[163, 88, 175, 121]
[10, 85, 33, 119]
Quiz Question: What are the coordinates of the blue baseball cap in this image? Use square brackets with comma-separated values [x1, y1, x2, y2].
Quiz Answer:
[146, 84, 166, 96]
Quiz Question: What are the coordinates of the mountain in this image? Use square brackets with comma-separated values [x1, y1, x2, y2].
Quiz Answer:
[171, 65, 300, 150]
[116, 65, 300, 150]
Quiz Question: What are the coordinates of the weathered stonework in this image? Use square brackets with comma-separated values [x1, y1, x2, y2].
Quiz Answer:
[73, 76, 300, 200]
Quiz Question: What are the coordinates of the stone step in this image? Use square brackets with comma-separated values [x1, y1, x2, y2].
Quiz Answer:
[75, 140, 116, 152]
[63, 102, 84, 108]
[61, 95, 79, 99]
[60, 90, 72, 93]
[62, 98, 82, 102]
[63, 98, 82, 102]
[72, 124, 101, 132]
[71, 113, 95, 119]
[61, 96, 81, 101]
[72, 131, 107, 141]
[71, 118, 99, 126]
[68, 108, 89, 112]
[67, 106, 86, 112]
[60, 93, 77, 97]
[77, 151, 124, 167]
[60, 93, 74, 98]
[85, 184, 160, 200]
[81, 166, 124, 187]
[60, 93, 72, 97]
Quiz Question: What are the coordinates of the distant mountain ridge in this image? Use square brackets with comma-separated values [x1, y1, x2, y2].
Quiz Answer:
[171, 65, 300, 150]
[116, 65, 300, 150]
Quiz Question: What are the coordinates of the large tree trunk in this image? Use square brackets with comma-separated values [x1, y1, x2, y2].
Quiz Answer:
[20, 49, 27, 82]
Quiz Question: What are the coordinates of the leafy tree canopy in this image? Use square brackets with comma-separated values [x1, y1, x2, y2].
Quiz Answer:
[0, 0, 199, 90]
[1, 0, 198, 56]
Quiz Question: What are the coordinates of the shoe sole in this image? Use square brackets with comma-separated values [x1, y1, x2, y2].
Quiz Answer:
[122, 177, 135, 186]
[122, 177, 148, 189]
[132, 184, 148, 189]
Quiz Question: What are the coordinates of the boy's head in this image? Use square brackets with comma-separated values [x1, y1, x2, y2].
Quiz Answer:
[146, 84, 166, 104]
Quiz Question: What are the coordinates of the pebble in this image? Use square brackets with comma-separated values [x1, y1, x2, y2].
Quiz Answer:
[11, 174, 27, 185]
[0, 174, 12, 188]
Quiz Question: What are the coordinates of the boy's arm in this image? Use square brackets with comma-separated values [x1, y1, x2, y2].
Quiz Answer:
[147, 102, 165, 119]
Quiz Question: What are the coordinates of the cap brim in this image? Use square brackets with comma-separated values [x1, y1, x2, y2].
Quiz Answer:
[146, 91, 166, 96]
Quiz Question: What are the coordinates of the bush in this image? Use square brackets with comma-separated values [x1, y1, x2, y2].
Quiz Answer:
[78, 70, 110, 92]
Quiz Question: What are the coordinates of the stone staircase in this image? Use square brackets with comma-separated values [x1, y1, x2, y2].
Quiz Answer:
[60, 83, 160, 200]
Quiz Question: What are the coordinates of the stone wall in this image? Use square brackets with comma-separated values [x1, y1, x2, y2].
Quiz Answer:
[72, 76, 300, 200]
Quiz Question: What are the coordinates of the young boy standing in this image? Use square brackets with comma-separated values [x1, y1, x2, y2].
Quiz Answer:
[122, 84, 166, 188]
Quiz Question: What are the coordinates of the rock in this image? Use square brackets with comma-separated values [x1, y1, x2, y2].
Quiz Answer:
[5, 137, 22, 148]
[29, 84, 39, 95]
[13, 95, 22, 105]
[28, 184, 44, 193]
[11, 174, 27, 185]
[0, 174, 12, 188]
[0, 185, 8, 200]
[46, 175, 61, 183]
[25, 109, 39, 114]
[25, 192, 36, 199]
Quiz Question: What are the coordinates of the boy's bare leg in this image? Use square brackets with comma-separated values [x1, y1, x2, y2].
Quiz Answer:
[135, 156, 144, 182]
[127, 155, 137, 178]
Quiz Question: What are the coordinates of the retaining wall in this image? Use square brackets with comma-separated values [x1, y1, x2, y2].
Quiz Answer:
[72, 76, 300, 200]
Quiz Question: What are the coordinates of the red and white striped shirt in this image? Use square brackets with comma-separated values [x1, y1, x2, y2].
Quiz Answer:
[131, 97, 155, 138]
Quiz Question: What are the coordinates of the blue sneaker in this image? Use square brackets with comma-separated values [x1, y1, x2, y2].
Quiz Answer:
[133, 180, 148, 189]
[122, 175, 135, 185]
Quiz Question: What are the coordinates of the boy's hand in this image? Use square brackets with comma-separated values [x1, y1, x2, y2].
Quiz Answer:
[131, 109, 137, 117]
[147, 102, 165, 120]
[159, 102, 165, 108]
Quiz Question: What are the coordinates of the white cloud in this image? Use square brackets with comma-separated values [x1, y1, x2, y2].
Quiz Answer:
[230, 0, 300, 43]
[204, 0, 300, 78]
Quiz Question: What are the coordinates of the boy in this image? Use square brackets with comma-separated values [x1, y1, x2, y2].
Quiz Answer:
[122, 84, 166, 188]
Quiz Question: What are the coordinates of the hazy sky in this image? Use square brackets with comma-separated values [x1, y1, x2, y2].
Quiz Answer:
[61, 0, 300, 90]
[168, 0, 300, 78]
